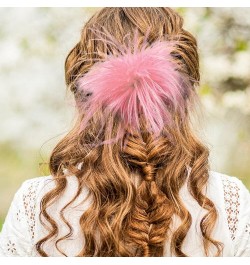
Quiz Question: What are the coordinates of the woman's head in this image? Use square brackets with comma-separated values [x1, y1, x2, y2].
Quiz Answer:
[65, 7, 200, 93]
[64, 7, 201, 148]
[36, 8, 223, 257]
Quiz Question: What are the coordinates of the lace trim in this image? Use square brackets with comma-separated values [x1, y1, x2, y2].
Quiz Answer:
[2, 179, 41, 256]
[221, 176, 240, 241]
[22, 179, 40, 240]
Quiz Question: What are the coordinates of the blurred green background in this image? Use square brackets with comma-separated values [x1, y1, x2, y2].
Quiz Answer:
[0, 7, 250, 229]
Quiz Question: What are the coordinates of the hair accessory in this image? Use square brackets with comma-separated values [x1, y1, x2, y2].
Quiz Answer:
[76, 29, 193, 147]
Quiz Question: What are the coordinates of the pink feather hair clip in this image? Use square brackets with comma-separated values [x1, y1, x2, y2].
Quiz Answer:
[75, 28, 194, 148]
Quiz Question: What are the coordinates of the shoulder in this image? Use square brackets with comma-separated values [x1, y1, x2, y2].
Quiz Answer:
[0, 175, 55, 256]
[207, 170, 248, 203]
[207, 171, 250, 212]
[20, 175, 54, 189]
[205, 170, 243, 203]
[207, 170, 250, 220]
[208, 170, 243, 186]
[16, 175, 55, 199]
[208, 171, 250, 256]
[12, 175, 56, 224]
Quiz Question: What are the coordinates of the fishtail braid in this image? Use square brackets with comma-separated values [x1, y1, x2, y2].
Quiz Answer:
[122, 132, 174, 256]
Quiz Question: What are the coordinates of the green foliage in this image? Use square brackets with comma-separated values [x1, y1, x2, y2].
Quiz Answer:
[0, 141, 50, 221]
[0, 142, 45, 182]
[235, 39, 248, 52]
[20, 37, 30, 51]
[175, 7, 186, 16]
[199, 84, 212, 96]
[0, 219, 3, 231]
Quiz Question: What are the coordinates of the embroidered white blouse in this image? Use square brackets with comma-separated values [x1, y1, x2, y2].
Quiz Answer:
[0, 171, 249, 256]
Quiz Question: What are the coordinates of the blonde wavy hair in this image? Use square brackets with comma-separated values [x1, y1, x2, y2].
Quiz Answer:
[36, 7, 224, 256]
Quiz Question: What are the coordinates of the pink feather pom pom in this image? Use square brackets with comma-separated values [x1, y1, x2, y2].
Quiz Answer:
[76, 32, 193, 147]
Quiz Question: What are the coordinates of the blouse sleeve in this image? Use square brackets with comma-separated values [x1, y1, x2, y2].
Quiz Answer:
[0, 178, 41, 256]
[233, 178, 250, 256]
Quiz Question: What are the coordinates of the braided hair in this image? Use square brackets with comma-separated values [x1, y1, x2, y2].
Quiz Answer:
[122, 132, 174, 256]
[36, 8, 224, 256]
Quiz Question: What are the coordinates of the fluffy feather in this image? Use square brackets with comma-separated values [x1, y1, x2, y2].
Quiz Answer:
[76, 32, 193, 147]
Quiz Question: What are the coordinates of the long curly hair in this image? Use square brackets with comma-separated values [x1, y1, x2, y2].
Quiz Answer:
[36, 7, 224, 256]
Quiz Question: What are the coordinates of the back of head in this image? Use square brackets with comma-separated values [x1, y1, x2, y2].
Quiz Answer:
[36, 8, 223, 257]
[66, 7, 200, 91]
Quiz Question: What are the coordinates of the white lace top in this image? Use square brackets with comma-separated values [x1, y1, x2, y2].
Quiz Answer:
[0, 171, 250, 256]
